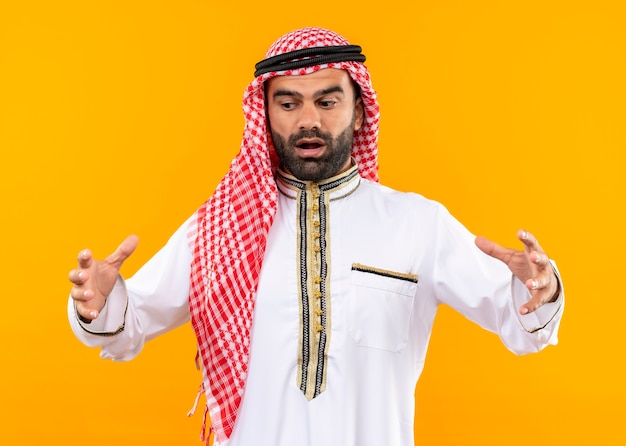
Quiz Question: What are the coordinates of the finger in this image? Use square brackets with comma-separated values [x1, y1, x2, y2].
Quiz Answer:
[105, 235, 139, 268]
[520, 288, 555, 314]
[525, 273, 551, 292]
[520, 295, 544, 315]
[520, 273, 558, 314]
[77, 249, 93, 269]
[68, 269, 88, 285]
[517, 229, 544, 254]
[74, 301, 99, 321]
[531, 251, 550, 268]
[475, 236, 515, 264]
[70, 286, 93, 302]
[528, 263, 559, 292]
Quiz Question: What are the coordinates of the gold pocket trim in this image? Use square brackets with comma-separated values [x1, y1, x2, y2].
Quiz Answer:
[351, 263, 419, 283]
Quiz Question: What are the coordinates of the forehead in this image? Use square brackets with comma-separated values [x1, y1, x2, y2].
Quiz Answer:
[266, 68, 354, 95]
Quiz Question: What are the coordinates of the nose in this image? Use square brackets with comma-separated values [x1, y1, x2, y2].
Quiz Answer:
[297, 102, 321, 130]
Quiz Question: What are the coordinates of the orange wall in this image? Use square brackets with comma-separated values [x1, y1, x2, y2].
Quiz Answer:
[1, 1, 624, 444]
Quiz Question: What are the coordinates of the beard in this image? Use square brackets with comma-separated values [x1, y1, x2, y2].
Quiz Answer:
[271, 117, 356, 182]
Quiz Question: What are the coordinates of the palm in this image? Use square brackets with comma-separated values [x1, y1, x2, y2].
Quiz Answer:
[69, 235, 139, 321]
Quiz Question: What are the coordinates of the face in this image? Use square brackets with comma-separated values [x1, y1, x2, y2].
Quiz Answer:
[266, 68, 364, 182]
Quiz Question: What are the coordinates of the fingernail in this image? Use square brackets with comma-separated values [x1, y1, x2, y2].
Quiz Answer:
[521, 307, 529, 315]
[77, 271, 83, 280]
[531, 280, 538, 290]
[89, 311, 97, 319]
[521, 230, 527, 239]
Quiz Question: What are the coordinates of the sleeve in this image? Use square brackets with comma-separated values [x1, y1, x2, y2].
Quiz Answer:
[67, 214, 196, 361]
[431, 204, 564, 355]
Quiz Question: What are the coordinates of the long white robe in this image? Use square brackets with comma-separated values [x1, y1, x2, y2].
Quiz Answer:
[69, 167, 563, 445]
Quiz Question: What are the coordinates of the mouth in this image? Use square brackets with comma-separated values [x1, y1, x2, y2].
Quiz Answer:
[295, 138, 326, 157]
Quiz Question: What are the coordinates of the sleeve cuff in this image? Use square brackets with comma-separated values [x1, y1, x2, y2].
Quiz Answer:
[511, 262, 564, 333]
[75, 276, 128, 337]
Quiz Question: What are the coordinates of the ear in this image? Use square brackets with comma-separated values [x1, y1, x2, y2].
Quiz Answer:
[354, 97, 364, 131]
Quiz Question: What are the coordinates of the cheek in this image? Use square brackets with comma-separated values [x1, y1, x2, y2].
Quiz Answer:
[267, 108, 290, 136]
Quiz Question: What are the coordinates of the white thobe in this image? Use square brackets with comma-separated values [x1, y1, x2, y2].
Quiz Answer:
[68, 167, 563, 446]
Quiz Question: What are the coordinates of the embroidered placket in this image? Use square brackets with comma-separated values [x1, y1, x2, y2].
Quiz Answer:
[296, 180, 331, 400]
[277, 167, 360, 400]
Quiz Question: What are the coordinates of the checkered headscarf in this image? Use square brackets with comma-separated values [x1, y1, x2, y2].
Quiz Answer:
[187, 27, 380, 444]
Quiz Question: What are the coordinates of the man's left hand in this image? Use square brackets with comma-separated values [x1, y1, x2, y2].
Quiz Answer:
[475, 230, 560, 315]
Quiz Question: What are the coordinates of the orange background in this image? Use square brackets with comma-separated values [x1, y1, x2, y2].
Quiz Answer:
[1, 1, 624, 444]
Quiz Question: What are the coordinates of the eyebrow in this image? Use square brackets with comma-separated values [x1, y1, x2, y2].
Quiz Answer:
[272, 85, 345, 100]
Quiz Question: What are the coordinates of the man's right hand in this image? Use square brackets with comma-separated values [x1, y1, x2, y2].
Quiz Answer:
[69, 235, 139, 322]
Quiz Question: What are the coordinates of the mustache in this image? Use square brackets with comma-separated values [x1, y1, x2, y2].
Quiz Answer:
[287, 129, 333, 146]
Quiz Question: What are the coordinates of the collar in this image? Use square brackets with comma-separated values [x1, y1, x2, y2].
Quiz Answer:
[276, 162, 361, 201]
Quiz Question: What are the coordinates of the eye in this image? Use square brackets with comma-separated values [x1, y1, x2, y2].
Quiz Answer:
[280, 101, 297, 110]
[318, 100, 337, 109]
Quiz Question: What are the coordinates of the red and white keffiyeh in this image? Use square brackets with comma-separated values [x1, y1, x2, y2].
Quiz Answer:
[187, 27, 380, 444]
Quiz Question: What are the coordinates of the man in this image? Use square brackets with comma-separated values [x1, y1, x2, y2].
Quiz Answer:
[68, 27, 563, 446]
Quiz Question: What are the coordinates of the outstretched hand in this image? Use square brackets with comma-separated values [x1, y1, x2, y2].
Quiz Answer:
[475, 230, 559, 315]
[69, 235, 139, 322]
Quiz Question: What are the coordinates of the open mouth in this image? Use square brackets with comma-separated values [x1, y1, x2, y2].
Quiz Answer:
[298, 142, 323, 150]
[296, 138, 325, 150]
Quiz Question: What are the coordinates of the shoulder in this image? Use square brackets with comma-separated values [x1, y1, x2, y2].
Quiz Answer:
[358, 179, 446, 215]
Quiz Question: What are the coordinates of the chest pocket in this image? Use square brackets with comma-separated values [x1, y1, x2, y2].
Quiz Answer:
[349, 263, 418, 352]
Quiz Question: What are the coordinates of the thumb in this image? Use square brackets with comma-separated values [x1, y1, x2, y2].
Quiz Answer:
[105, 235, 139, 269]
[475, 235, 509, 262]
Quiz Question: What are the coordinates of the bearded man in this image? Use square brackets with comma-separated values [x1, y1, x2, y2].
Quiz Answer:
[68, 27, 563, 446]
